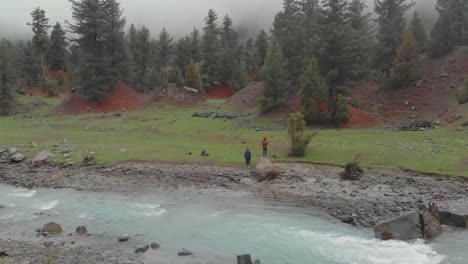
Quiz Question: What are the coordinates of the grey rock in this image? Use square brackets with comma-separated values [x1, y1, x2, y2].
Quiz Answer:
[150, 242, 160, 250]
[421, 212, 443, 240]
[8, 147, 17, 155]
[178, 248, 192, 256]
[38, 222, 63, 234]
[254, 157, 279, 182]
[75, 226, 88, 235]
[32, 151, 54, 165]
[10, 153, 25, 163]
[118, 235, 130, 242]
[135, 245, 149, 254]
[237, 254, 253, 264]
[374, 211, 422, 241]
[429, 201, 468, 228]
[254, 260, 261, 264]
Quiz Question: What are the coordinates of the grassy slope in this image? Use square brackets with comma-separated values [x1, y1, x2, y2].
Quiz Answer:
[1, 96, 467, 177]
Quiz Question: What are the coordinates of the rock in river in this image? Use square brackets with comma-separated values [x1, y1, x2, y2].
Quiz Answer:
[421, 212, 443, 240]
[38, 222, 63, 235]
[178, 248, 193, 256]
[135, 245, 149, 254]
[75, 226, 88, 235]
[118, 235, 130, 242]
[150, 242, 160, 250]
[429, 200, 468, 228]
[374, 212, 422, 241]
[237, 254, 253, 264]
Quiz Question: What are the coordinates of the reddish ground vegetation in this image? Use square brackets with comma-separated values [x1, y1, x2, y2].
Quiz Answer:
[352, 48, 468, 125]
[205, 84, 234, 99]
[26, 87, 49, 97]
[45, 68, 70, 83]
[62, 81, 145, 114]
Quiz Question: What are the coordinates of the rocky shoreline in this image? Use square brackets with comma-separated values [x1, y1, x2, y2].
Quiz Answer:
[1, 161, 468, 263]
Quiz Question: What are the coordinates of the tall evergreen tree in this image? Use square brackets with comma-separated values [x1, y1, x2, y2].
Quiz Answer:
[190, 28, 203, 63]
[409, 11, 427, 53]
[346, 0, 373, 83]
[21, 41, 41, 87]
[132, 26, 151, 92]
[244, 38, 259, 80]
[158, 27, 174, 70]
[388, 30, 419, 88]
[46, 22, 68, 71]
[255, 29, 269, 67]
[185, 60, 203, 92]
[260, 39, 288, 113]
[28, 7, 51, 89]
[301, 57, 327, 124]
[175, 36, 192, 77]
[373, 0, 415, 75]
[318, 0, 352, 122]
[202, 9, 222, 86]
[298, 0, 320, 62]
[220, 15, 238, 81]
[0, 39, 16, 114]
[127, 23, 138, 86]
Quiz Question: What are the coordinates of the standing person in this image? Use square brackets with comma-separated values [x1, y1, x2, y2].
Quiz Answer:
[244, 148, 252, 168]
[262, 137, 269, 157]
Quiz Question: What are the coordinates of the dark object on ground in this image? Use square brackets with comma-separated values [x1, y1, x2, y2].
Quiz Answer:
[118, 235, 130, 242]
[398, 120, 434, 131]
[75, 226, 88, 235]
[0, 251, 9, 257]
[37, 222, 63, 235]
[83, 154, 95, 165]
[237, 254, 253, 264]
[462, 121, 468, 127]
[178, 248, 192, 256]
[340, 154, 364, 181]
[192, 112, 250, 120]
[135, 245, 149, 254]
[201, 150, 209, 157]
[150, 242, 160, 250]
[338, 215, 355, 224]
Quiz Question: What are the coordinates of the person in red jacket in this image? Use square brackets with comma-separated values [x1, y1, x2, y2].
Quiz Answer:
[262, 137, 269, 157]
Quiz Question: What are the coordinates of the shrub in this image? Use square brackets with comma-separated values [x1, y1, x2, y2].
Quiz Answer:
[260, 97, 283, 114]
[340, 154, 364, 181]
[333, 97, 350, 125]
[288, 111, 317, 157]
[457, 78, 468, 104]
[45, 79, 59, 96]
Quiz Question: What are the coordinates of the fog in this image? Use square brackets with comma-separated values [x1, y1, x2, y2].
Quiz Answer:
[0, 0, 437, 40]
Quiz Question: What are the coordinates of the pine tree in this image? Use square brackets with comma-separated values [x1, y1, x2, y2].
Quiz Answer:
[28, 7, 51, 89]
[133, 26, 151, 92]
[158, 27, 174, 70]
[346, 0, 373, 83]
[68, 0, 114, 102]
[388, 30, 419, 88]
[300, 57, 327, 124]
[244, 38, 260, 80]
[220, 15, 238, 81]
[175, 36, 192, 77]
[298, 0, 320, 62]
[374, 0, 415, 75]
[0, 39, 16, 114]
[318, 0, 352, 122]
[46, 22, 68, 71]
[260, 39, 288, 113]
[202, 9, 222, 85]
[190, 27, 203, 63]
[21, 41, 41, 87]
[127, 24, 139, 87]
[288, 111, 315, 157]
[409, 11, 427, 53]
[185, 60, 203, 92]
[255, 29, 269, 67]
[102, 0, 130, 84]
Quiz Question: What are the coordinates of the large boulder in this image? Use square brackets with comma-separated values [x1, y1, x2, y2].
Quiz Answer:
[421, 212, 443, 240]
[374, 212, 422, 241]
[32, 151, 54, 165]
[38, 222, 63, 235]
[237, 255, 253, 264]
[429, 200, 468, 228]
[75, 226, 88, 235]
[10, 153, 25, 163]
[254, 158, 279, 182]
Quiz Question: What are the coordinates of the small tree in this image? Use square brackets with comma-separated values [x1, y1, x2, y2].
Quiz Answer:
[409, 11, 427, 53]
[185, 61, 203, 92]
[300, 57, 327, 124]
[288, 111, 316, 157]
[0, 39, 16, 114]
[388, 30, 419, 89]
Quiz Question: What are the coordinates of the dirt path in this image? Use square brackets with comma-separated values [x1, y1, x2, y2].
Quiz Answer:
[1, 161, 467, 227]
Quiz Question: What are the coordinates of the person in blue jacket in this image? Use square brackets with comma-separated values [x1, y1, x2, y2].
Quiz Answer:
[244, 148, 252, 168]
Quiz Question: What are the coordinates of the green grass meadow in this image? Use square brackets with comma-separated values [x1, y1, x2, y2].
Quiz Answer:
[1, 96, 467, 177]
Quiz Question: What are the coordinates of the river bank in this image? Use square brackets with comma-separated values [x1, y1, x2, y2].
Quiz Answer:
[1, 161, 467, 227]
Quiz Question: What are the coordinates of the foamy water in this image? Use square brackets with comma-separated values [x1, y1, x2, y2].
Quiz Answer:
[0, 184, 466, 264]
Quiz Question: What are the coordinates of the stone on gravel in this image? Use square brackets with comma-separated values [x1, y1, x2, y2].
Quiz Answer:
[178, 248, 192, 256]
[429, 200, 468, 228]
[135, 245, 149, 254]
[150, 242, 160, 250]
[254, 158, 279, 182]
[8, 148, 17, 155]
[118, 235, 130, 242]
[38, 222, 63, 235]
[374, 212, 422, 241]
[75, 226, 88, 235]
[32, 151, 54, 165]
[421, 212, 443, 240]
[237, 254, 253, 264]
[10, 153, 25, 163]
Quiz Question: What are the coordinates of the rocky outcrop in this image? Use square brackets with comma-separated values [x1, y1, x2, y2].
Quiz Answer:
[75, 226, 88, 235]
[374, 211, 422, 241]
[37, 222, 63, 235]
[237, 254, 253, 264]
[429, 200, 468, 228]
[118, 235, 130, 242]
[254, 158, 280, 182]
[135, 245, 149, 254]
[32, 151, 54, 165]
[178, 248, 192, 256]
[150, 242, 160, 250]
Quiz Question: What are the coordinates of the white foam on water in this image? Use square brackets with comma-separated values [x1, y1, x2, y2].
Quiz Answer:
[8, 189, 36, 198]
[143, 208, 167, 217]
[37, 200, 58, 211]
[209, 209, 232, 217]
[296, 230, 445, 264]
[134, 203, 161, 209]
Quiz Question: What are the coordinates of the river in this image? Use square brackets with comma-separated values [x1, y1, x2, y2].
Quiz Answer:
[0, 184, 466, 264]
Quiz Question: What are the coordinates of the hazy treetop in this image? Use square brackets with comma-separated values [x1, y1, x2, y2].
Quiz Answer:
[0, 0, 436, 40]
